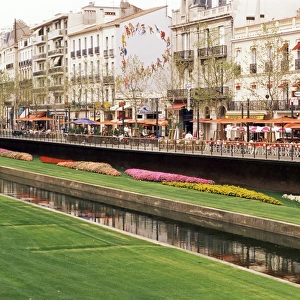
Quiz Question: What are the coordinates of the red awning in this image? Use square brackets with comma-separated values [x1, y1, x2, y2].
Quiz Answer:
[292, 82, 300, 87]
[292, 42, 300, 51]
[168, 103, 186, 111]
[279, 43, 288, 51]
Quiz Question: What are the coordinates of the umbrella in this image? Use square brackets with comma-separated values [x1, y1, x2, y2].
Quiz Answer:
[267, 117, 298, 125]
[237, 126, 245, 131]
[71, 118, 95, 125]
[250, 126, 257, 132]
[261, 126, 270, 132]
[205, 118, 233, 124]
[232, 117, 264, 124]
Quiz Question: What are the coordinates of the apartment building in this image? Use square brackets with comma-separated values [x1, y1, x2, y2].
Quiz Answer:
[232, 14, 300, 120]
[0, 20, 30, 127]
[170, 0, 300, 139]
[68, 4, 171, 124]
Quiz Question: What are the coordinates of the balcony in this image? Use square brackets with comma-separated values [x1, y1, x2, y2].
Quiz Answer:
[82, 49, 87, 56]
[48, 29, 65, 40]
[33, 70, 46, 77]
[103, 76, 114, 84]
[281, 60, 289, 72]
[88, 47, 94, 55]
[174, 50, 194, 62]
[295, 59, 300, 70]
[48, 48, 64, 57]
[48, 85, 64, 92]
[167, 89, 187, 99]
[104, 49, 109, 58]
[33, 35, 46, 45]
[198, 45, 227, 58]
[109, 49, 114, 58]
[19, 60, 32, 67]
[265, 61, 273, 72]
[49, 67, 66, 74]
[94, 46, 100, 54]
[250, 63, 257, 74]
[76, 50, 81, 57]
[33, 53, 46, 61]
[227, 100, 299, 112]
[5, 63, 14, 69]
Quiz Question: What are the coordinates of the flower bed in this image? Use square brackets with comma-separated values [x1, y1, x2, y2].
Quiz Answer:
[57, 161, 121, 176]
[0, 148, 33, 161]
[162, 181, 282, 205]
[40, 156, 73, 164]
[282, 194, 300, 203]
[125, 168, 214, 184]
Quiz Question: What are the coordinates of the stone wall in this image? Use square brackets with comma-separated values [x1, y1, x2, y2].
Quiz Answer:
[0, 138, 299, 193]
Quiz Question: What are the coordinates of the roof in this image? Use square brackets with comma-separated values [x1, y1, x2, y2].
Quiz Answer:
[68, 6, 167, 37]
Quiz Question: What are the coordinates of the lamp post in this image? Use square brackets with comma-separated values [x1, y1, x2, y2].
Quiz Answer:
[246, 97, 250, 142]
[155, 99, 159, 137]
[186, 82, 192, 111]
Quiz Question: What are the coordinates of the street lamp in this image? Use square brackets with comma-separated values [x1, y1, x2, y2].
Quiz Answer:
[246, 97, 250, 142]
[186, 82, 192, 111]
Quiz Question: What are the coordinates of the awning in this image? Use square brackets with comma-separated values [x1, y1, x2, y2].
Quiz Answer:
[279, 43, 288, 51]
[285, 123, 300, 129]
[292, 81, 300, 87]
[144, 119, 168, 126]
[110, 105, 119, 111]
[292, 42, 300, 51]
[278, 82, 288, 88]
[117, 104, 131, 111]
[167, 103, 186, 111]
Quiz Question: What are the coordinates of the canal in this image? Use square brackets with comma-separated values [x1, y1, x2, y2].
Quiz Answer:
[1, 178, 299, 286]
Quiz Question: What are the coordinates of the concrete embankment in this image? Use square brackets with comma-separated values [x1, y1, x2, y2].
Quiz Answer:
[1, 166, 300, 249]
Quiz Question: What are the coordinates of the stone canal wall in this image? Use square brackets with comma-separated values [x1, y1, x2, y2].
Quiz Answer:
[1, 166, 300, 249]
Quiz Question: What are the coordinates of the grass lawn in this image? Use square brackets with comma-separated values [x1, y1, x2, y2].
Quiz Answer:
[0, 195, 299, 299]
[0, 156, 300, 226]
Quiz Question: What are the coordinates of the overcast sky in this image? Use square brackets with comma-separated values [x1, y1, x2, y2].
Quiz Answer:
[0, 0, 180, 29]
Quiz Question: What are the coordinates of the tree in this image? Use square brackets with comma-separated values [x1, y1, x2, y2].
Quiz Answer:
[192, 24, 238, 120]
[115, 55, 151, 134]
[0, 71, 15, 129]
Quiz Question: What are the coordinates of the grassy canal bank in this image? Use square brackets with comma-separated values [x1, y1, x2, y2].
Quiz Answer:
[0, 156, 299, 297]
[0, 195, 299, 299]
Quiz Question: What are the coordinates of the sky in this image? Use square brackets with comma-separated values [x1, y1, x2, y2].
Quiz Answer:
[0, 0, 180, 29]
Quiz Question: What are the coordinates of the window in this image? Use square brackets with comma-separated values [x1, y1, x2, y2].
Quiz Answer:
[78, 38, 81, 50]
[90, 36, 93, 48]
[90, 61, 94, 77]
[182, 33, 189, 51]
[111, 35, 114, 49]
[97, 34, 100, 47]
[84, 62, 88, 77]
[218, 26, 225, 45]
[97, 60, 100, 78]
[105, 37, 109, 50]
[251, 48, 256, 64]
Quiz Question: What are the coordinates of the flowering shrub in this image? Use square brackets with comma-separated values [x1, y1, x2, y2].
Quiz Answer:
[40, 156, 73, 164]
[162, 181, 282, 205]
[282, 194, 300, 203]
[0, 148, 33, 161]
[57, 161, 121, 176]
[125, 168, 214, 184]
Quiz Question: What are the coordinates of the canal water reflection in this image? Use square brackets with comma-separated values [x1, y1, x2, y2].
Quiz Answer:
[1, 179, 300, 285]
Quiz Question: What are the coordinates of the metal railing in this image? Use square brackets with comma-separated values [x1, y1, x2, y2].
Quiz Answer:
[2, 130, 300, 162]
